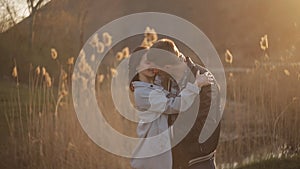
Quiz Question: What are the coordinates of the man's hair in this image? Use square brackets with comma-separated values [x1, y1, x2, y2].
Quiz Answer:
[147, 39, 181, 67]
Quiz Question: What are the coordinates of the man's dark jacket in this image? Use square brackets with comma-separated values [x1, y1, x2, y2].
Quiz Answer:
[170, 56, 221, 169]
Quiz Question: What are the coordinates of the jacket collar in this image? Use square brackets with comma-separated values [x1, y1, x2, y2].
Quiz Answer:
[132, 81, 164, 90]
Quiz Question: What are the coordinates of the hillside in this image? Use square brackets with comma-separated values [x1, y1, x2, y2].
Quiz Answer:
[0, 0, 299, 81]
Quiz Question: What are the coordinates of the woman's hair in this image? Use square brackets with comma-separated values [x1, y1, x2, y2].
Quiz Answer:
[128, 46, 149, 91]
[147, 38, 181, 67]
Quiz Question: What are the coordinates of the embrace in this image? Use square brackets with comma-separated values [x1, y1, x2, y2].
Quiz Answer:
[129, 39, 221, 169]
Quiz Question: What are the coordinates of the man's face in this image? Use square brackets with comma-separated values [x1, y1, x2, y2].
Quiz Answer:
[146, 55, 187, 81]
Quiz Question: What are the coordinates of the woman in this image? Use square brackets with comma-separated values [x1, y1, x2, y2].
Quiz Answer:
[129, 46, 212, 169]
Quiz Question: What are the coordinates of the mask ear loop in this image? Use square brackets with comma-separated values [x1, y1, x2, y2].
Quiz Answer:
[130, 83, 135, 92]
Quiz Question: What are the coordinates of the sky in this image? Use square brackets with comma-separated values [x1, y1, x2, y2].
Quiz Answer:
[0, 0, 29, 18]
[0, 0, 51, 32]
[1, 0, 50, 21]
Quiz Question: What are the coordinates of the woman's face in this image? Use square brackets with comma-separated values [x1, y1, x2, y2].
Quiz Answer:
[136, 54, 156, 78]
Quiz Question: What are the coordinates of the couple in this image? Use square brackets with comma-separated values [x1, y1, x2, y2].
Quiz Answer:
[129, 39, 221, 169]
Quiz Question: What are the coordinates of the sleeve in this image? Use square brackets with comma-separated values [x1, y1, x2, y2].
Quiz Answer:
[148, 82, 201, 115]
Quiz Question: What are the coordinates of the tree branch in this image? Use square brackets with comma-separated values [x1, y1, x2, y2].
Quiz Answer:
[0, 0, 16, 25]
[34, 0, 45, 9]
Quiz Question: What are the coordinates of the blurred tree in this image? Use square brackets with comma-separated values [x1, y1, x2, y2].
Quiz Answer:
[0, 0, 17, 32]
[25, 0, 50, 49]
[78, 0, 90, 48]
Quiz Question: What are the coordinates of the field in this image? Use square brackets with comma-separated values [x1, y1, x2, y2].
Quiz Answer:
[237, 156, 300, 169]
[0, 28, 299, 169]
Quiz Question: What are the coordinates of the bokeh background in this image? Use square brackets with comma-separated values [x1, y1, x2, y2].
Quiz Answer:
[0, 0, 299, 169]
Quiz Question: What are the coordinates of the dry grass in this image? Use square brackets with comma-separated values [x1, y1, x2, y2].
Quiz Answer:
[2, 32, 300, 169]
[218, 46, 300, 168]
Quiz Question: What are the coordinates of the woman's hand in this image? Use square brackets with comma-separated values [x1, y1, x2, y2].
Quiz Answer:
[194, 71, 214, 88]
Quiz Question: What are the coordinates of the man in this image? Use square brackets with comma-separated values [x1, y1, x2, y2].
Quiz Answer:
[146, 39, 221, 169]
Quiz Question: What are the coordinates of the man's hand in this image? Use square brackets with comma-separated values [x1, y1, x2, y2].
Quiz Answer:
[194, 71, 214, 88]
